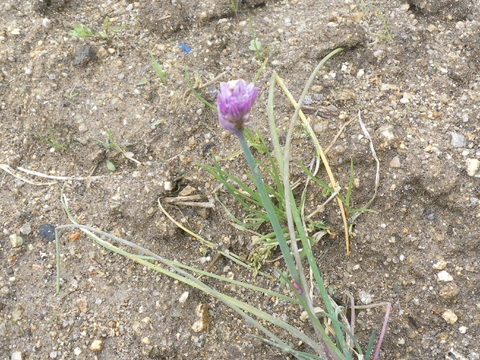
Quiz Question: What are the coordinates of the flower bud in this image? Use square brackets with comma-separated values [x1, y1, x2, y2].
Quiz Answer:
[217, 79, 259, 136]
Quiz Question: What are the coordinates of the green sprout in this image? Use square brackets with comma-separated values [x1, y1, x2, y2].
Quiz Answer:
[64, 86, 78, 100]
[93, 128, 141, 168]
[68, 19, 125, 40]
[360, 2, 392, 41]
[249, 15, 263, 62]
[32, 125, 70, 151]
[149, 52, 167, 84]
[229, 0, 241, 16]
[98, 16, 126, 39]
[68, 24, 93, 38]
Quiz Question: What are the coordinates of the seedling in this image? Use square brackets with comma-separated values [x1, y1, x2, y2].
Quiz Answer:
[64, 86, 78, 100]
[68, 19, 125, 40]
[150, 119, 163, 129]
[229, 0, 241, 17]
[98, 17, 126, 39]
[360, 1, 392, 41]
[68, 24, 93, 38]
[149, 52, 167, 84]
[32, 125, 70, 151]
[93, 128, 141, 166]
[249, 16, 263, 62]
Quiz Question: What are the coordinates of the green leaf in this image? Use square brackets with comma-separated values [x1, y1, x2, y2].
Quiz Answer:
[106, 160, 116, 171]
[149, 52, 167, 84]
[68, 24, 93, 38]
[249, 39, 261, 51]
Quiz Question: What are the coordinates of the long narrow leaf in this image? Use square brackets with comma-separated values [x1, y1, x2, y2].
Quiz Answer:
[149, 52, 167, 84]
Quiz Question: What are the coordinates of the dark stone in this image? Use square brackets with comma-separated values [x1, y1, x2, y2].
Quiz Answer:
[33, 0, 68, 13]
[38, 224, 56, 242]
[72, 45, 95, 67]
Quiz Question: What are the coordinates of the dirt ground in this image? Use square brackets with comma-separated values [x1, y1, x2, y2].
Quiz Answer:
[1, 0, 479, 359]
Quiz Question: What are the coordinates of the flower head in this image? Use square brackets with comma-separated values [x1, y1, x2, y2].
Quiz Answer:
[217, 79, 259, 136]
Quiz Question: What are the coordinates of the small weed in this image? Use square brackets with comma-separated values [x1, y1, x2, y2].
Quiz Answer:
[98, 17, 126, 39]
[149, 52, 167, 84]
[68, 24, 93, 38]
[184, 69, 216, 110]
[150, 119, 163, 129]
[32, 125, 70, 151]
[93, 128, 141, 167]
[298, 159, 376, 222]
[68, 18, 125, 40]
[64, 86, 78, 100]
[248, 15, 279, 82]
[229, 0, 241, 17]
[249, 15, 263, 62]
[360, 1, 392, 41]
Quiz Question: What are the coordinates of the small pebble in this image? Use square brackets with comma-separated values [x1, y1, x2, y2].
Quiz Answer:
[442, 309, 458, 324]
[440, 283, 460, 300]
[450, 132, 466, 148]
[164, 181, 173, 191]
[11, 352, 22, 360]
[20, 223, 32, 235]
[90, 340, 103, 352]
[466, 159, 479, 177]
[42, 18, 52, 29]
[11, 309, 23, 321]
[437, 270, 453, 282]
[313, 123, 324, 134]
[359, 290, 372, 305]
[458, 326, 467, 334]
[178, 291, 189, 304]
[72, 45, 95, 67]
[38, 224, 56, 242]
[389, 156, 401, 168]
[9, 234, 23, 248]
[96, 46, 108, 59]
[432, 260, 447, 270]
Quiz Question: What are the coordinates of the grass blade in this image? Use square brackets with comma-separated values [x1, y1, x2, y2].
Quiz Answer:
[149, 52, 167, 84]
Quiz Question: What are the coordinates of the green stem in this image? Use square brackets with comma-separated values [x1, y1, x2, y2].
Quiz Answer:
[237, 133, 299, 286]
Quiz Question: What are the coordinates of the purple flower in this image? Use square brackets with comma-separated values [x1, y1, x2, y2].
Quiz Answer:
[217, 79, 259, 136]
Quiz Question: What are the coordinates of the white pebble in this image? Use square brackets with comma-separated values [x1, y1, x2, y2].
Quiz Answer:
[432, 260, 447, 270]
[42, 18, 52, 28]
[437, 270, 453, 282]
[466, 159, 479, 177]
[164, 181, 173, 191]
[11, 352, 22, 360]
[178, 291, 189, 304]
[459, 326, 467, 334]
[359, 290, 372, 305]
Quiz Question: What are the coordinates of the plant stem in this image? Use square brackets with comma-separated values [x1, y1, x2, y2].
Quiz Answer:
[237, 133, 300, 287]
